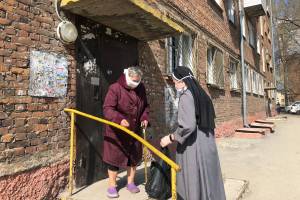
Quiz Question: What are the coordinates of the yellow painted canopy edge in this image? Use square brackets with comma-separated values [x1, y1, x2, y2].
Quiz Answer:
[60, 0, 185, 34]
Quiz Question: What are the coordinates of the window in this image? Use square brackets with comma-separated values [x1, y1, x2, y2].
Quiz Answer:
[271, 83, 275, 99]
[261, 76, 264, 95]
[264, 19, 268, 35]
[257, 74, 262, 95]
[252, 70, 256, 94]
[248, 20, 255, 47]
[245, 64, 251, 93]
[252, 71, 260, 94]
[227, 0, 235, 24]
[229, 58, 239, 90]
[207, 44, 224, 88]
[257, 35, 261, 54]
[262, 47, 266, 72]
[257, 73, 264, 96]
[268, 28, 271, 41]
[167, 34, 193, 73]
[259, 17, 264, 36]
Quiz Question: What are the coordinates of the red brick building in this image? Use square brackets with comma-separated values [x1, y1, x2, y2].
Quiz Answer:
[0, 0, 275, 199]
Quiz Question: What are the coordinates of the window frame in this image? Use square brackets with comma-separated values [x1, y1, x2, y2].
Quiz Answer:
[252, 70, 260, 95]
[257, 35, 261, 54]
[245, 64, 252, 93]
[229, 57, 240, 91]
[166, 34, 194, 74]
[259, 16, 264, 37]
[258, 74, 264, 96]
[248, 20, 255, 48]
[262, 47, 266, 72]
[206, 43, 225, 89]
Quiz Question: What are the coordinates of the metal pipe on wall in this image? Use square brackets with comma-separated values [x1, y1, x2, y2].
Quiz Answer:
[270, 0, 277, 103]
[239, 0, 247, 126]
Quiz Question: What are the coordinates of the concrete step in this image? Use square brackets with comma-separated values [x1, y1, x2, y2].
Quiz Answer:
[255, 119, 274, 125]
[60, 166, 249, 200]
[266, 115, 288, 121]
[234, 132, 265, 139]
[235, 128, 266, 134]
[224, 178, 249, 200]
[250, 122, 275, 133]
[234, 128, 266, 139]
[59, 165, 149, 200]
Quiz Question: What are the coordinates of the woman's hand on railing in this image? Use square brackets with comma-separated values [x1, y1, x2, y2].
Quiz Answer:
[160, 134, 173, 147]
[120, 119, 130, 127]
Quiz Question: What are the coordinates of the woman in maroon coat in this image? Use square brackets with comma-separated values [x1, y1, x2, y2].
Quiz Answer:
[102, 67, 149, 198]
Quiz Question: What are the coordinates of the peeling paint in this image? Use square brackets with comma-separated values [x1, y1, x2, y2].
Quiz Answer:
[82, 33, 96, 40]
[105, 28, 112, 35]
[83, 59, 97, 74]
[61, 0, 79, 7]
[60, 0, 185, 40]
[129, 0, 185, 32]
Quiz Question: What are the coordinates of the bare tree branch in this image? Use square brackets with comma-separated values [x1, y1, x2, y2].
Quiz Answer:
[276, 17, 300, 28]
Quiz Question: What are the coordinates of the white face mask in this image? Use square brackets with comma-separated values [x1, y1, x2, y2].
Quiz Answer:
[176, 86, 187, 96]
[127, 79, 140, 88]
[124, 69, 141, 89]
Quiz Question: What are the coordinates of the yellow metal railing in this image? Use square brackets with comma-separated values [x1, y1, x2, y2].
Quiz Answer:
[64, 108, 180, 200]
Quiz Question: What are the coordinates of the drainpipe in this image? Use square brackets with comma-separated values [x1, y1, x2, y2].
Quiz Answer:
[270, 0, 277, 103]
[239, 0, 247, 127]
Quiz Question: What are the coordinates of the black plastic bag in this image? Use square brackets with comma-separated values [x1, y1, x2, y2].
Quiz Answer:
[145, 147, 171, 200]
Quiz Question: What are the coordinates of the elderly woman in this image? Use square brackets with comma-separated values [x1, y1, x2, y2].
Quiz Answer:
[102, 66, 149, 198]
[160, 66, 226, 200]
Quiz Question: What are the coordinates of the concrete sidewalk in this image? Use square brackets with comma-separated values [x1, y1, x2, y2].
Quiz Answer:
[60, 162, 248, 200]
[218, 114, 300, 200]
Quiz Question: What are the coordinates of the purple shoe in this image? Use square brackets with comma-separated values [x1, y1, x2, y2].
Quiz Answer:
[126, 183, 140, 193]
[107, 187, 119, 198]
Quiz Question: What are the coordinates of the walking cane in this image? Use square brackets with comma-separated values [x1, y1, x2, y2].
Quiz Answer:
[142, 126, 148, 183]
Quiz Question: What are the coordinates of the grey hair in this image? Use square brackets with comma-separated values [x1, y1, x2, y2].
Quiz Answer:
[128, 66, 143, 77]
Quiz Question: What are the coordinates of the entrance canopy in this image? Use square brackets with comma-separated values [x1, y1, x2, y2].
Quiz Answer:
[61, 0, 184, 41]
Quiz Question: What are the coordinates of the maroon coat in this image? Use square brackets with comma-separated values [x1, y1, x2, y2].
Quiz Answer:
[102, 74, 149, 168]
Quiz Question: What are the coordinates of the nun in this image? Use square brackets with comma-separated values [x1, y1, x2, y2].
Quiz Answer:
[160, 66, 226, 200]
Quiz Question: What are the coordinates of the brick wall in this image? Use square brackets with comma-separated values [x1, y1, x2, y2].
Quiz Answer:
[0, 0, 76, 198]
[138, 0, 274, 138]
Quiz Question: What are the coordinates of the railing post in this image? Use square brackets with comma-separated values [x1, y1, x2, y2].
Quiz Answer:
[143, 128, 148, 183]
[171, 167, 177, 200]
[68, 112, 75, 196]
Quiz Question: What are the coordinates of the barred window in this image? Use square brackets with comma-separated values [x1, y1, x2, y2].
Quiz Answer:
[258, 74, 264, 96]
[207, 45, 224, 88]
[257, 35, 261, 54]
[167, 34, 193, 74]
[252, 71, 259, 94]
[229, 58, 240, 90]
[245, 64, 252, 93]
[262, 47, 266, 72]
[259, 17, 264, 36]
[248, 20, 255, 47]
